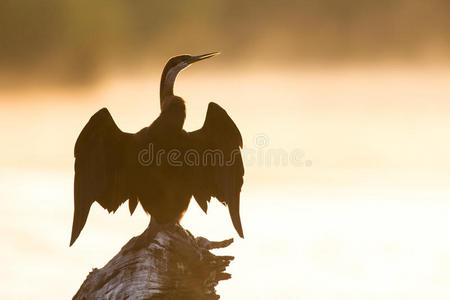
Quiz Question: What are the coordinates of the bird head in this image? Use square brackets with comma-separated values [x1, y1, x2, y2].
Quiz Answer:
[165, 52, 220, 73]
[160, 52, 220, 104]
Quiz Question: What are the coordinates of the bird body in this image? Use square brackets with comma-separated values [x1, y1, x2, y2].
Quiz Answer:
[70, 53, 244, 248]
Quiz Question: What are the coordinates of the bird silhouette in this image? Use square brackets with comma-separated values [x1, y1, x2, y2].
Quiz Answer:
[70, 53, 244, 250]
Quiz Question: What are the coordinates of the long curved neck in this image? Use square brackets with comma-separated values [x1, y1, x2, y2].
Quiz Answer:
[160, 63, 185, 110]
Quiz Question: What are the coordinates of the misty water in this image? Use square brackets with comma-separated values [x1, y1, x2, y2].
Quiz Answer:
[1, 67, 450, 299]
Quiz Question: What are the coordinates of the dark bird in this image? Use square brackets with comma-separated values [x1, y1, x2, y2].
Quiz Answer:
[70, 52, 244, 249]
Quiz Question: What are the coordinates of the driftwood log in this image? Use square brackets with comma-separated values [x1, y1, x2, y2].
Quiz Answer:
[73, 224, 234, 300]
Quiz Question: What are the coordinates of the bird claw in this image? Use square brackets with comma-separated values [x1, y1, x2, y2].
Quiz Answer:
[121, 236, 146, 254]
[121, 227, 158, 254]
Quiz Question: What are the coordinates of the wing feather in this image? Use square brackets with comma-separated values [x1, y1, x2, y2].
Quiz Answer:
[188, 102, 244, 238]
[70, 108, 135, 246]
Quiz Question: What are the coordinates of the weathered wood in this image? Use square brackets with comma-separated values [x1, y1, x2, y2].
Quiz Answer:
[73, 224, 234, 300]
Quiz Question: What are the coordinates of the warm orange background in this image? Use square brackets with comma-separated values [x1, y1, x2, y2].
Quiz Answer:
[1, 1, 450, 299]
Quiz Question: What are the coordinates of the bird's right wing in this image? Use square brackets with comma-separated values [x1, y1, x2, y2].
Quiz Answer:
[188, 102, 244, 238]
[70, 108, 137, 246]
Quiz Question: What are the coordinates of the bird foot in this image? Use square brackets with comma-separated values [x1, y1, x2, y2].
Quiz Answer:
[121, 225, 159, 254]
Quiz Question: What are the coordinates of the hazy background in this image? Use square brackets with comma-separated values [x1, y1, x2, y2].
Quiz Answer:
[1, 0, 450, 85]
[1, 1, 450, 299]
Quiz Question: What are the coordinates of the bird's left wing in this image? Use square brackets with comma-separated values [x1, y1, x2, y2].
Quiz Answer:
[70, 108, 137, 246]
[187, 102, 244, 238]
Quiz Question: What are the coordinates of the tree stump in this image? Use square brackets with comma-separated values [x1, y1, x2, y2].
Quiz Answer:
[73, 224, 234, 300]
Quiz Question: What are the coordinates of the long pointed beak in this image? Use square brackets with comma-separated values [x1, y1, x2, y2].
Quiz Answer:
[189, 52, 220, 64]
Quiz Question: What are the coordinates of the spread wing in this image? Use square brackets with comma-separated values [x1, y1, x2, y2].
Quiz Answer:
[70, 108, 137, 246]
[188, 102, 244, 238]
